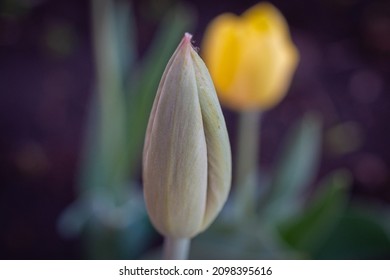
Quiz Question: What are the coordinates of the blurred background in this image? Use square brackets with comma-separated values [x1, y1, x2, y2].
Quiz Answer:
[1, 0, 390, 259]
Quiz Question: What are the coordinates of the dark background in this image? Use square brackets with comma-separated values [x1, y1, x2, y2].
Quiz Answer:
[0, 0, 389, 259]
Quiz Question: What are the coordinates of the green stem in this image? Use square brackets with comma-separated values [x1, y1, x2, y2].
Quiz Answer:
[163, 237, 190, 260]
[234, 111, 262, 220]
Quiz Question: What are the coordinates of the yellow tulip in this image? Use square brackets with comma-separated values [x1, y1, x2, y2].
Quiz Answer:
[202, 2, 299, 111]
[143, 33, 232, 239]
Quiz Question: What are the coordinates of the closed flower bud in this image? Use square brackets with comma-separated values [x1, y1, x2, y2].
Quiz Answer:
[202, 2, 299, 111]
[143, 33, 232, 238]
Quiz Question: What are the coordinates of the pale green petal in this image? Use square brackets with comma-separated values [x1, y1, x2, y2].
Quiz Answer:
[143, 37, 208, 238]
[190, 48, 232, 231]
[143, 34, 231, 238]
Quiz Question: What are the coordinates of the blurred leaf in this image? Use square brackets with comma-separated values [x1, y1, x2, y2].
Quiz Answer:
[233, 111, 262, 220]
[57, 198, 92, 238]
[125, 4, 196, 176]
[191, 235, 264, 259]
[58, 182, 147, 238]
[190, 220, 265, 259]
[313, 205, 390, 259]
[76, 183, 154, 259]
[117, 214, 156, 259]
[190, 213, 296, 259]
[113, 0, 136, 78]
[262, 112, 322, 222]
[84, 211, 154, 259]
[78, 0, 129, 200]
[83, 218, 118, 259]
[78, 95, 107, 193]
[278, 170, 351, 256]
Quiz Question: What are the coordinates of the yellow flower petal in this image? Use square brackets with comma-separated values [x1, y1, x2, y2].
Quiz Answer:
[202, 2, 299, 111]
[242, 2, 289, 40]
[202, 14, 242, 95]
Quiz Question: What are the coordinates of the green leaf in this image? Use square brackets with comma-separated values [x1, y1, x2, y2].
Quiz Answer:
[314, 205, 390, 259]
[113, 0, 137, 79]
[262, 112, 322, 222]
[278, 170, 351, 256]
[83, 212, 154, 260]
[57, 198, 92, 238]
[189, 213, 296, 259]
[78, 0, 129, 201]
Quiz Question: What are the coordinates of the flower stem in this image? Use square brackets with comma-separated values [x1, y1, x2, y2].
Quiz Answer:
[163, 237, 190, 260]
[234, 111, 262, 220]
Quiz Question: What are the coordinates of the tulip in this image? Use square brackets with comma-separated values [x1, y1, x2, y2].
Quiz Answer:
[201, 3, 299, 220]
[143, 33, 232, 259]
[202, 2, 299, 111]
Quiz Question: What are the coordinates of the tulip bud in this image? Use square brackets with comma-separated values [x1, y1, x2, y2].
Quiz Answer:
[202, 2, 299, 111]
[143, 33, 232, 239]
